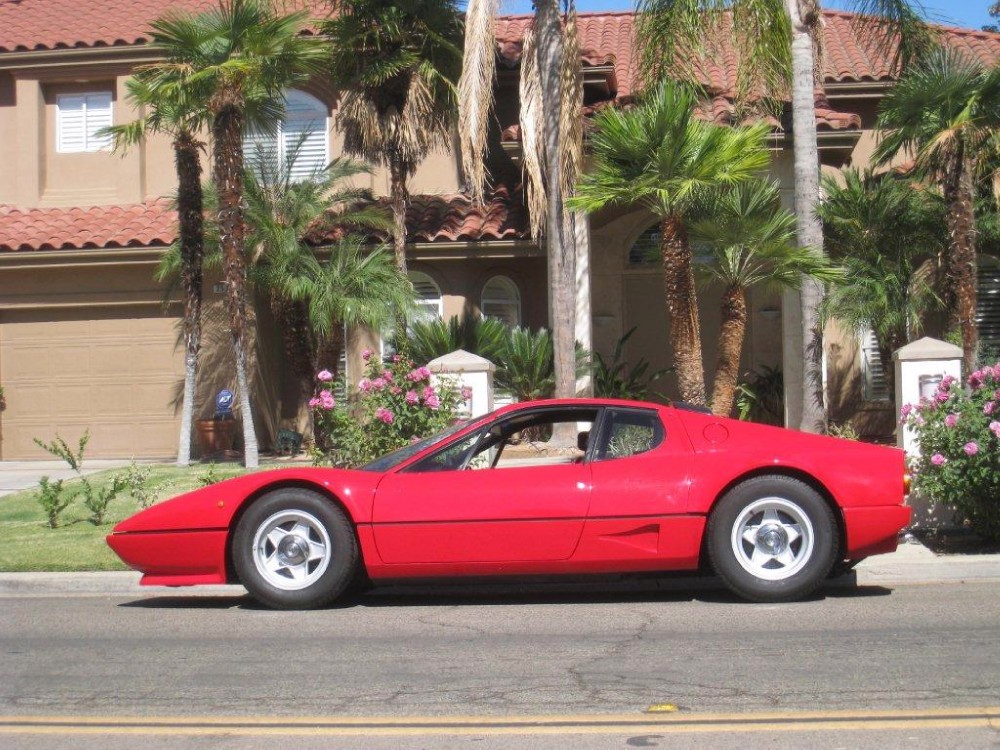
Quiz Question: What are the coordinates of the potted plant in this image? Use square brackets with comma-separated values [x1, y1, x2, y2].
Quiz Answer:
[195, 390, 238, 457]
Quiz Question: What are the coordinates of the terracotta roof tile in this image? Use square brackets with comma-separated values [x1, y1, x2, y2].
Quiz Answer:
[0, 188, 529, 252]
[405, 187, 528, 243]
[306, 186, 529, 245]
[495, 10, 1000, 95]
[0, 199, 177, 251]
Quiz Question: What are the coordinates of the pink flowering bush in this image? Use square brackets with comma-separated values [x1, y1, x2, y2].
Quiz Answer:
[903, 363, 1000, 540]
[310, 353, 463, 467]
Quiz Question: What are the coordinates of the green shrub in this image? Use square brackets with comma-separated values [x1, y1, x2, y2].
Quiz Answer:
[593, 327, 666, 400]
[903, 363, 1000, 540]
[118, 461, 154, 509]
[79, 474, 127, 526]
[311, 353, 464, 467]
[36, 477, 71, 529]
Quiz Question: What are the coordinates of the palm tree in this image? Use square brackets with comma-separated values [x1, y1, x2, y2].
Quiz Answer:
[818, 169, 945, 396]
[104, 75, 206, 467]
[146, 0, 329, 467]
[267, 235, 416, 373]
[242, 140, 394, 389]
[569, 82, 770, 406]
[635, 0, 933, 431]
[459, 0, 585, 408]
[689, 179, 840, 416]
[323, 0, 464, 336]
[875, 47, 1000, 374]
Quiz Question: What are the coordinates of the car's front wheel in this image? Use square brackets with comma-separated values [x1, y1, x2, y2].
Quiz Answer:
[232, 489, 357, 610]
[707, 476, 837, 602]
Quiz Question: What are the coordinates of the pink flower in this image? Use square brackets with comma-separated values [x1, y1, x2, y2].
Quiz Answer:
[358, 378, 373, 393]
[964, 441, 979, 456]
[945, 413, 959, 428]
[390, 386, 402, 395]
[899, 403, 913, 420]
[423, 385, 436, 399]
[405, 390, 419, 405]
[362, 348, 374, 361]
[419, 366, 432, 379]
[990, 421, 1000, 438]
[935, 390, 950, 403]
[375, 407, 394, 424]
[392, 354, 403, 363]
[941, 375, 956, 389]
[372, 377, 387, 390]
[425, 393, 441, 410]
[985, 401, 996, 416]
[931, 453, 947, 466]
[308, 397, 321, 408]
[319, 390, 335, 410]
[381, 370, 394, 382]
[461, 387, 473, 401]
[317, 369, 333, 382]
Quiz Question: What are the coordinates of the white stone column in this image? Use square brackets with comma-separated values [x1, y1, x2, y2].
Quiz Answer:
[575, 213, 594, 396]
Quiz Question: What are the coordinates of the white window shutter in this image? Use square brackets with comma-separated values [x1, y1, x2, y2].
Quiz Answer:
[861, 330, 890, 402]
[57, 95, 87, 153]
[977, 258, 1000, 354]
[283, 90, 328, 181]
[243, 127, 280, 177]
[84, 93, 112, 151]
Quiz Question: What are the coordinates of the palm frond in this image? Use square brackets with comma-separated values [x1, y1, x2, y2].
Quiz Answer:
[457, 0, 499, 202]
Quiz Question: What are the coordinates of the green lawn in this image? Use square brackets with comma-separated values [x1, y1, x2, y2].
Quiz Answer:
[0, 463, 273, 572]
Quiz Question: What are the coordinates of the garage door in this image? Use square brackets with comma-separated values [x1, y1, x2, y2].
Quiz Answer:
[0, 308, 184, 459]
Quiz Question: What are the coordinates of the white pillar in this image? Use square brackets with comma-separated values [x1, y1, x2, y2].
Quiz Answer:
[575, 213, 593, 396]
[428, 349, 496, 418]
[894, 337, 963, 456]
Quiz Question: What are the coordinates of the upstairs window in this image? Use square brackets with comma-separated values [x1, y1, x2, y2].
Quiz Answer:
[244, 89, 329, 181]
[56, 93, 112, 153]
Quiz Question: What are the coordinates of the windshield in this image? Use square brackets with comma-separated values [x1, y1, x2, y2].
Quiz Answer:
[361, 416, 484, 472]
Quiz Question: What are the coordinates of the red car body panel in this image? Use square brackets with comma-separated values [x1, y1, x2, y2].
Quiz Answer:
[106, 398, 911, 590]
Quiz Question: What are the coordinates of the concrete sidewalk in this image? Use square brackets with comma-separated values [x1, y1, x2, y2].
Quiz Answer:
[0, 460, 134, 498]
[0, 538, 996, 599]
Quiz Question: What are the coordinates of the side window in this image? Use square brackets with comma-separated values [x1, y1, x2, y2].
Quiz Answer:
[595, 409, 664, 461]
[408, 430, 484, 473]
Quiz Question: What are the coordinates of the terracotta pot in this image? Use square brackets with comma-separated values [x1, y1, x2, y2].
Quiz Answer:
[195, 419, 237, 455]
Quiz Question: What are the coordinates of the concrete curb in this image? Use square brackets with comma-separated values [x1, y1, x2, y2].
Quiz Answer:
[1, 541, 997, 598]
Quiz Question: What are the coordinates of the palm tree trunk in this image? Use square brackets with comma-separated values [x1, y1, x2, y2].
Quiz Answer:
[711, 284, 747, 417]
[942, 145, 979, 375]
[786, 0, 826, 433]
[213, 103, 259, 468]
[389, 156, 410, 354]
[536, 0, 578, 415]
[660, 214, 705, 406]
[174, 132, 204, 467]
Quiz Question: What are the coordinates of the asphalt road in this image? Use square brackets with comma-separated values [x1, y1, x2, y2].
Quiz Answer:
[2, 580, 999, 748]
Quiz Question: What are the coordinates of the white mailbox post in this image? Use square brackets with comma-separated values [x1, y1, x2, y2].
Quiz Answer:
[427, 349, 496, 418]
[894, 337, 963, 455]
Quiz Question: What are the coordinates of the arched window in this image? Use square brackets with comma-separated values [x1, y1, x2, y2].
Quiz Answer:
[628, 225, 660, 267]
[481, 275, 521, 327]
[244, 89, 329, 181]
[409, 271, 443, 322]
[978, 255, 1000, 355]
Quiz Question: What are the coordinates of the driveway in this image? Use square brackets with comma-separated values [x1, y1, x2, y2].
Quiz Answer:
[0, 460, 131, 498]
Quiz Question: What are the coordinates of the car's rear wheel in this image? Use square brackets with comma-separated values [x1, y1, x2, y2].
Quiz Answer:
[232, 489, 357, 610]
[707, 476, 837, 602]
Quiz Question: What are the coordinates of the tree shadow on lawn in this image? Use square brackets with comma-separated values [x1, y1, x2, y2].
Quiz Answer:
[118, 576, 893, 610]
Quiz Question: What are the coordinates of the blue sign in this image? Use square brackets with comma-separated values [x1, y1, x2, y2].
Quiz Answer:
[215, 389, 235, 417]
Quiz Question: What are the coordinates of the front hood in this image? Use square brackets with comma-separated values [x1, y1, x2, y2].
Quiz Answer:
[111, 466, 377, 534]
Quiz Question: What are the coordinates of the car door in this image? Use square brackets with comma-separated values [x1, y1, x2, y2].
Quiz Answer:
[586, 406, 692, 518]
[371, 409, 596, 564]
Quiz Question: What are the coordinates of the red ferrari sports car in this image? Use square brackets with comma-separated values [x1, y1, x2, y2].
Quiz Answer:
[107, 398, 911, 608]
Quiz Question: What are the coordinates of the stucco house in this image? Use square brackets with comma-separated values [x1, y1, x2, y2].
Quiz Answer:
[1, 0, 998, 459]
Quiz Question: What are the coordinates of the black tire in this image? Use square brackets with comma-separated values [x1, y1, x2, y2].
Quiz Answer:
[232, 488, 358, 610]
[706, 475, 837, 603]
